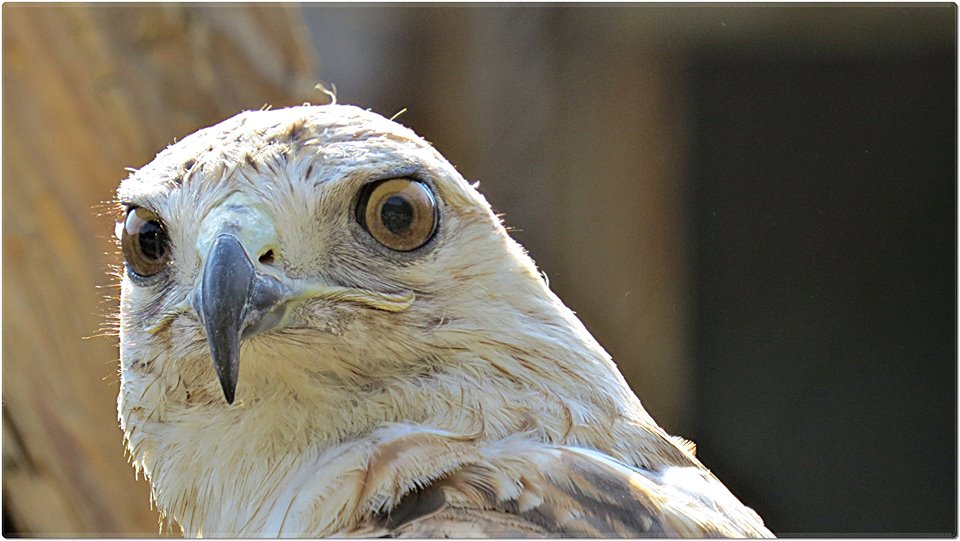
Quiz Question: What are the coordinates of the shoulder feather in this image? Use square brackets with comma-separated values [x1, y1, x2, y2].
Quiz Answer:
[344, 433, 772, 538]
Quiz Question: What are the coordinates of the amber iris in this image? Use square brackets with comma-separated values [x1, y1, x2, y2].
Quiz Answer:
[358, 179, 438, 251]
[122, 207, 170, 277]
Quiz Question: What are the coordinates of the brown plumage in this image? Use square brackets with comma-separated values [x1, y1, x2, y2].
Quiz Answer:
[115, 104, 773, 537]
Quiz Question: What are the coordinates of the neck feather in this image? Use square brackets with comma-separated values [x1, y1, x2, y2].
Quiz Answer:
[119, 301, 691, 535]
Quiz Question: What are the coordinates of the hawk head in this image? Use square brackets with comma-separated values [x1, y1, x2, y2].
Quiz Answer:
[116, 104, 627, 405]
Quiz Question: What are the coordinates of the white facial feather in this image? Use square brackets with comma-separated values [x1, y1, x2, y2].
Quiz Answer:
[115, 104, 769, 537]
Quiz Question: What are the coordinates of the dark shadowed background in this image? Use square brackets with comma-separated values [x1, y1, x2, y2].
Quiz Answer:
[3, 3, 956, 536]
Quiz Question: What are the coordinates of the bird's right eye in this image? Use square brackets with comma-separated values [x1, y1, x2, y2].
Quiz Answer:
[121, 207, 171, 277]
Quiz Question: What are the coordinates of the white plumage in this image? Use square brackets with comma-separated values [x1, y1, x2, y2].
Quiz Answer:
[115, 104, 772, 537]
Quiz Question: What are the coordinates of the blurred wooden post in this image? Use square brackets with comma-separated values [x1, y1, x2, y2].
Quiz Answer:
[2, 5, 317, 535]
[550, 9, 693, 432]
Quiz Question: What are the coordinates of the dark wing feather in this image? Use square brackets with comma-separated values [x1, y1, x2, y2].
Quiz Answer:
[350, 443, 773, 538]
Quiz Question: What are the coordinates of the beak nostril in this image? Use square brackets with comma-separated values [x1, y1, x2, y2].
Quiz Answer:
[258, 249, 276, 265]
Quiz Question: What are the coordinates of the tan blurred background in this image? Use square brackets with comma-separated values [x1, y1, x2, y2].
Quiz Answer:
[2, 3, 955, 537]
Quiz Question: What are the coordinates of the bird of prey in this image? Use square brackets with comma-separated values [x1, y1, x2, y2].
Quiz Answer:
[115, 104, 772, 537]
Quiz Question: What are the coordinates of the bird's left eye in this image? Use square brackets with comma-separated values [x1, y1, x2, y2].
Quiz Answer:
[121, 207, 171, 277]
[357, 178, 438, 251]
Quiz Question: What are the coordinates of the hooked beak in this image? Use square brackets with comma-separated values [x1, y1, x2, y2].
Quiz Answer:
[193, 233, 291, 404]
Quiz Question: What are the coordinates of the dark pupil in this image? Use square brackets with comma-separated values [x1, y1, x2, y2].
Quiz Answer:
[138, 221, 166, 260]
[381, 195, 414, 233]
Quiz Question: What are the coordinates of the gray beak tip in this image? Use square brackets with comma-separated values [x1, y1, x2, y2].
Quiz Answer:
[221, 382, 237, 405]
[208, 335, 240, 405]
[210, 344, 240, 405]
